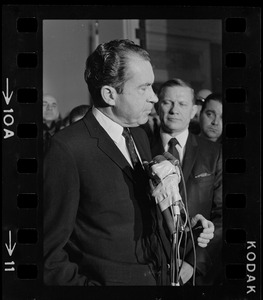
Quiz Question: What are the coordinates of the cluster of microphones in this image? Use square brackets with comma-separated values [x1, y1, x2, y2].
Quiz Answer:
[143, 152, 186, 236]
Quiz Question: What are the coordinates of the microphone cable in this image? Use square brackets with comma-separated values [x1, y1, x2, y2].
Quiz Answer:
[144, 154, 197, 286]
[170, 207, 182, 286]
[177, 162, 197, 286]
[170, 190, 189, 286]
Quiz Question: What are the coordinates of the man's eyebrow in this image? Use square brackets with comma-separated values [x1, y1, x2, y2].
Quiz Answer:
[138, 82, 152, 87]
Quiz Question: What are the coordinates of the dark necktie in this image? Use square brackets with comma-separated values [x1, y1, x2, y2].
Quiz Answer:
[122, 127, 142, 169]
[168, 137, 180, 163]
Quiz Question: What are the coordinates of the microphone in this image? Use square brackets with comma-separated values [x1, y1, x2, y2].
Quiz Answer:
[144, 154, 179, 235]
[163, 151, 180, 166]
[143, 155, 166, 186]
[163, 151, 184, 216]
[143, 155, 166, 170]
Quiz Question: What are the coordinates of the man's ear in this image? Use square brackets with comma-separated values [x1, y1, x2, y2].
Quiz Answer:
[190, 104, 198, 119]
[101, 85, 117, 106]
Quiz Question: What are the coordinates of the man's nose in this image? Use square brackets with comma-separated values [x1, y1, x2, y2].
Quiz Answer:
[212, 115, 220, 125]
[46, 104, 54, 110]
[148, 88, 158, 103]
[170, 102, 179, 113]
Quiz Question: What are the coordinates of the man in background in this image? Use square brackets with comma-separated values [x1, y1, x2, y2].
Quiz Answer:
[189, 88, 212, 135]
[151, 78, 222, 285]
[43, 94, 62, 154]
[199, 93, 222, 143]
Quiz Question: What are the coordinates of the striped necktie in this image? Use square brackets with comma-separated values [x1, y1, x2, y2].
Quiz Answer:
[122, 127, 141, 169]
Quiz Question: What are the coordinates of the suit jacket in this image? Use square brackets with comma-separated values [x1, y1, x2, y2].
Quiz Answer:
[44, 110, 164, 286]
[151, 131, 222, 285]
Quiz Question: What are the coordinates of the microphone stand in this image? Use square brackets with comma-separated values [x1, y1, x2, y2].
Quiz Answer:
[168, 158, 197, 287]
[145, 154, 196, 286]
[170, 203, 182, 286]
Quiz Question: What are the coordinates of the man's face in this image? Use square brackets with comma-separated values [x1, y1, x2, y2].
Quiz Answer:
[200, 99, 222, 142]
[158, 85, 197, 135]
[43, 95, 59, 122]
[113, 56, 158, 127]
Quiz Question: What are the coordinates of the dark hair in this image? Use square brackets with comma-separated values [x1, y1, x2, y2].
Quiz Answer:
[195, 97, 207, 106]
[157, 78, 195, 104]
[200, 93, 222, 113]
[69, 105, 90, 124]
[84, 39, 150, 107]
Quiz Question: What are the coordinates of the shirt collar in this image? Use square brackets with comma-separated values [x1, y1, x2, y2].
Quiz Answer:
[92, 106, 123, 144]
[160, 128, 189, 149]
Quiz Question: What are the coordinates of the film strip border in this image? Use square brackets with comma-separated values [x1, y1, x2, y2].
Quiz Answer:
[2, 6, 261, 300]
[222, 12, 261, 299]
[2, 7, 42, 300]
[223, 14, 261, 299]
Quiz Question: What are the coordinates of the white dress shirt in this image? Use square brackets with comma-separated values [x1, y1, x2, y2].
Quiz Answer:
[160, 129, 189, 163]
[92, 106, 140, 168]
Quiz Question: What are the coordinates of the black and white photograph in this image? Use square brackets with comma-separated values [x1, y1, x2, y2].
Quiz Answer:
[2, 5, 261, 300]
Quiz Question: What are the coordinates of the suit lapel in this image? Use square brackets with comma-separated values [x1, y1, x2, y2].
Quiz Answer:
[83, 111, 135, 182]
[150, 131, 165, 158]
[182, 133, 198, 185]
[130, 127, 151, 163]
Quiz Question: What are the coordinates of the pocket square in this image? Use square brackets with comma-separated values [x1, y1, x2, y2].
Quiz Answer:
[195, 172, 211, 178]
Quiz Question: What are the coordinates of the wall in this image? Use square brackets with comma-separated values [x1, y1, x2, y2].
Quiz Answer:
[43, 19, 221, 117]
[43, 19, 139, 118]
[145, 20, 222, 93]
[43, 20, 92, 118]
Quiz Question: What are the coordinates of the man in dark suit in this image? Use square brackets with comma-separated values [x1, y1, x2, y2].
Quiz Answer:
[43, 94, 63, 155]
[150, 78, 222, 285]
[44, 40, 214, 286]
[199, 93, 223, 143]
